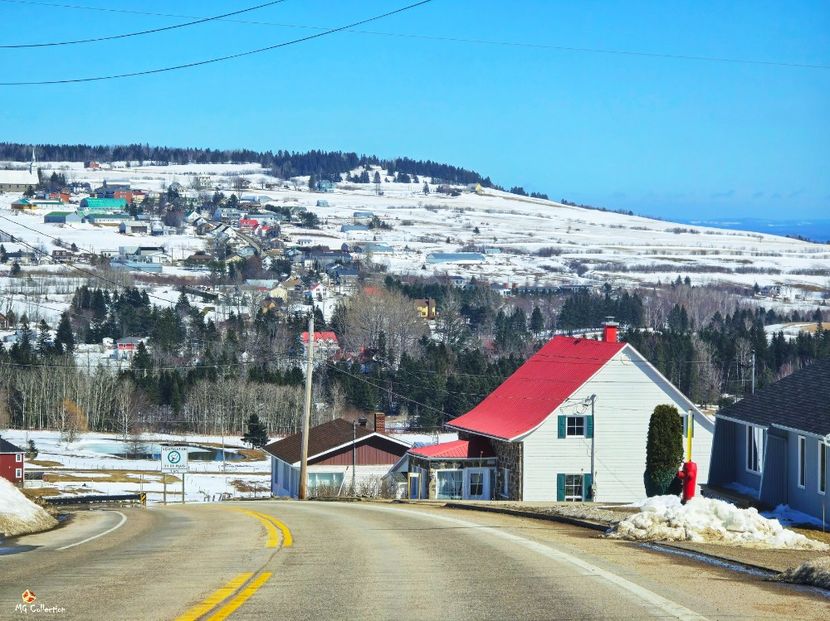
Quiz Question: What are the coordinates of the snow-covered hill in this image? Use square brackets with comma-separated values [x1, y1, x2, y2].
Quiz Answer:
[3, 160, 829, 297]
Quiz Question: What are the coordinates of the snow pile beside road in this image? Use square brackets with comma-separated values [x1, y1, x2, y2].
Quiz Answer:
[778, 557, 830, 590]
[608, 495, 828, 550]
[0, 478, 57, 537]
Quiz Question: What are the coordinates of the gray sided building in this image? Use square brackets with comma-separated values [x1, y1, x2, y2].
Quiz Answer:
[709, 359, 830, 523]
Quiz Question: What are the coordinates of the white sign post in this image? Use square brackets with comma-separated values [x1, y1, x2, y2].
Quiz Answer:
[160, 446, 189, 505]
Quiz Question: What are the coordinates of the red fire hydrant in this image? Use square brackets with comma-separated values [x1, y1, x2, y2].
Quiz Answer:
[677, 461, 698, 504]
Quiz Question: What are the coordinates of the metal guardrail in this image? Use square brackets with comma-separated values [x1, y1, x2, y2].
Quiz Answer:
[42, 493, 146, 507]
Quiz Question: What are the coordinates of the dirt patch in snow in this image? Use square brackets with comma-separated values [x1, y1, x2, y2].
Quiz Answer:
[607, 495, 829, 550]
[0, 478, 58, 538]
[778, 557, 830, 590]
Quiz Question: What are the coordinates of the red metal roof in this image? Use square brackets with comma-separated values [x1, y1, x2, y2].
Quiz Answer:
[301, 331, 339, 344]
[408, 438, 495, 459]
[448, 336, 625, 440]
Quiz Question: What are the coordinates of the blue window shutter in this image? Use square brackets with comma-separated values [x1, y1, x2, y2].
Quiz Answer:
[557, 415, 566, 438]
[583, 473, 593, 500]
[585, 415, 594, 438]
[556, 473, 566, 501]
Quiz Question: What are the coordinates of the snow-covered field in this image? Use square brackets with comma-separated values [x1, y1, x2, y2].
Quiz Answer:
[609, 495, 828, 550]
[4, 429, 446, 505]
[6, 430, 271, 505]
[3, 160, 829, 297]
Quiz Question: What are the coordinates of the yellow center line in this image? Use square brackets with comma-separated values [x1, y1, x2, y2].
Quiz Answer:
[174, 573, 253, 621]
[257, 512, 293, 548]
[205, 572, 272, 621]
[236, 509, 280, 548]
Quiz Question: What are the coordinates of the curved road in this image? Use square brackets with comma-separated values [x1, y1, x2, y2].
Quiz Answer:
[2, 502, 828, 620]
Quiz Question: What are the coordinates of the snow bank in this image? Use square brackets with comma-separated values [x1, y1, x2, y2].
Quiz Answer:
[778, 557, 830, 590]
[608, 495, 828, 550]
[0, 478, 58, 537]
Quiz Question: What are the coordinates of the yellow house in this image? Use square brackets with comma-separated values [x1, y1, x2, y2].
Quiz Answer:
[415, 298, 437, 320]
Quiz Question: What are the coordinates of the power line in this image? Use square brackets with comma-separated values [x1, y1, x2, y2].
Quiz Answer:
[0, 217, 180, 305]
[0, 0, 435, 86]
[1, 0, 826, 71]
[0, 0, 288, 49]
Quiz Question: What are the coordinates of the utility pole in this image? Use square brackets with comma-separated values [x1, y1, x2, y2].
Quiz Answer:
[352, 420, 357, 493]
[751, 350, 756, 395]
[298, 313, 314, 500]
[589, 394, 596, 500]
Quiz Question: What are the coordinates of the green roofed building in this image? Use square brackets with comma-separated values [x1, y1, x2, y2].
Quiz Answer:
[84, 212, 132, 225]
[44, 211, 83, 224]
[80, 197, 128, 210]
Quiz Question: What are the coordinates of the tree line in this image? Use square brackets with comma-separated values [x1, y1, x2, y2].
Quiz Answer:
[0, 142, 489, 185]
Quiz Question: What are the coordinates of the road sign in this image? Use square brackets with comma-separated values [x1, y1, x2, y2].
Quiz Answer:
[160, 446, 189, 474]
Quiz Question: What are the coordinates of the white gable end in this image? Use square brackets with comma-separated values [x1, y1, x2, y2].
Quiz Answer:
[521, 346, 713, 503]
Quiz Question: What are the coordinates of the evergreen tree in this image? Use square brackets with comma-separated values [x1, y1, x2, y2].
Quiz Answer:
[530, 306, 545, 335]
[0, 244, 6, 263]
[55, 311, 74, 354]
[242, 414, 268, 448]
[10, 261, 21, 277]
[644, 404, 684, 497]
[37, 320, 51, 355]
[422, 181, 430, 195]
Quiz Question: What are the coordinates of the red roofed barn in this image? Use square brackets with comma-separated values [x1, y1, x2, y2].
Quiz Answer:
[404, 323, 714, 503]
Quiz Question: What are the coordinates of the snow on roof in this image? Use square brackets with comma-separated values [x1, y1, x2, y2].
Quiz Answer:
[448, 336, 625, 441]
[301, 331, 338, 344]
[0, 168, 39, 185]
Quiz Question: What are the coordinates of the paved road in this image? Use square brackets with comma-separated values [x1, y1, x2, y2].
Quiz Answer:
[2, 501, 829, 620]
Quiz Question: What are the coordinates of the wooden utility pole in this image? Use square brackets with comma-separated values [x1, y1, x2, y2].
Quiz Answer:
[298, 313, 315, 500]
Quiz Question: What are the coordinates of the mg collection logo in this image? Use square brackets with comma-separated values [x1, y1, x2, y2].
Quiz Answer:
[13, 590, 65, 615]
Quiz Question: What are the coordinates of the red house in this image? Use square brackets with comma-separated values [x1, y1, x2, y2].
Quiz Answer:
[0, 437, 25, 485]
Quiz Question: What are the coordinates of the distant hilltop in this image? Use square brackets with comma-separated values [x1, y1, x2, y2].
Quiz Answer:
[0, 142, 493, 188]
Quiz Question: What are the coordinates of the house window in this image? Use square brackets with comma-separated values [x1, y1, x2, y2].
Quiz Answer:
[15, 468, 22, 479]
[819, 442, 827, 495]
[16, 453, 23, 462]
[499, 467, 510, 498]
[307, 472, 344, 491]
[745, 425, 762, 474]
[566, 416, 585, 437]
[564, 474, 583, 501]
[798, 436, 806, 489]
[469, 472, 484, 497]
[436, 470, 463, 499]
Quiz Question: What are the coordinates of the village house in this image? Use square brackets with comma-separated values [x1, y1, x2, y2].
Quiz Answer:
[401, 323, 713, 502]
[0, 168, 39, 192]
[44, 211, 83, 225]
[264, 417, 409, 497]
[0, 437, 25, 486]
[708, 359, 830, 524]
[301, 331, 340, 362]
[415, 298, 437, 320]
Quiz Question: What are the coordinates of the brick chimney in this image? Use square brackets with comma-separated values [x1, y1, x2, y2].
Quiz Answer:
[602, 317, 619, 343]
[373, 412, 385, 434]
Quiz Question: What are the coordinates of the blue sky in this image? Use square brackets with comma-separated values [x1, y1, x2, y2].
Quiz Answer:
[0, 0, 828, 220]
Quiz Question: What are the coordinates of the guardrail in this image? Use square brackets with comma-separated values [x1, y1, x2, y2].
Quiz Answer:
[42, 493, 146, 508]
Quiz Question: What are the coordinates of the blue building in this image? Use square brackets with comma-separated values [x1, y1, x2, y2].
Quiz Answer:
[709, 359, 829, 523]
[426, 252, 485, 264]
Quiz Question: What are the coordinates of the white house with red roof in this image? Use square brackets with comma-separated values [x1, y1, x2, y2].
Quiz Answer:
[404, 323, 714, 503]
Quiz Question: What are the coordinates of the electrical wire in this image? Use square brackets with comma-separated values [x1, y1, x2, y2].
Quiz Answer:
[2, 0, 827, 71]
[0, 0, 435, 86]
[0, 218, 180, 305]
[0, 0, 289, 49]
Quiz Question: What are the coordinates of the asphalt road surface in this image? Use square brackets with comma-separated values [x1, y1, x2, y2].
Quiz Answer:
[2, 501, 829, 620]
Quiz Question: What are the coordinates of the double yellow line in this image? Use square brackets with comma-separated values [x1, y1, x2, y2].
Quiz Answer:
[175, 510, 292, 620]
[237, 509, 293, 548]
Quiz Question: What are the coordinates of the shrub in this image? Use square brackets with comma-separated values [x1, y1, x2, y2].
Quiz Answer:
[644, 404, 684, 496]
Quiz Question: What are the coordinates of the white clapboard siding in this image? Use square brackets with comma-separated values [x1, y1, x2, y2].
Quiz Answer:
[521, 346, 714, 503]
